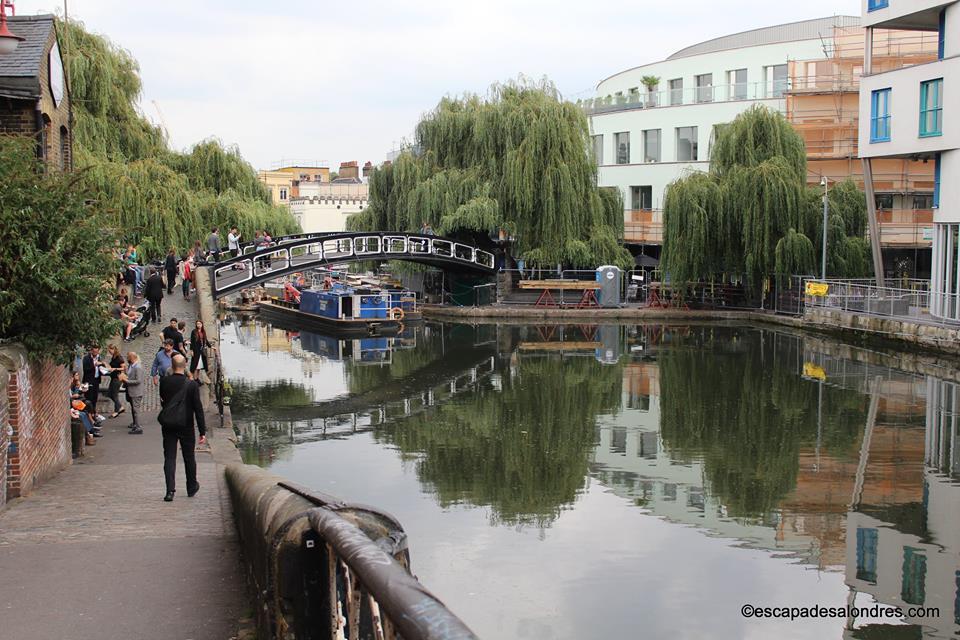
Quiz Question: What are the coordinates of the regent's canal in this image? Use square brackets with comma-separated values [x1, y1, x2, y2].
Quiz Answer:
[221, 318, 960, 640]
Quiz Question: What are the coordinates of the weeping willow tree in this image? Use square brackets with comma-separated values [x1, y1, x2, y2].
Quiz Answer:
[57, 19, 298, 258]
[348, 78, 632, 268]
[663, 106, 871, 290]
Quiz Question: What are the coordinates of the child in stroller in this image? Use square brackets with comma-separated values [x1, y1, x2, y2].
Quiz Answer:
[126, 300, 152, 340]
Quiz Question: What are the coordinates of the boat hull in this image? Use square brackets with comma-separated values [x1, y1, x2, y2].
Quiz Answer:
[258, 301, 401, 336]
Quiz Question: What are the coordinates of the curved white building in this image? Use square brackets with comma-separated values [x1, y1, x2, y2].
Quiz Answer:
[586, 16, 861, 251]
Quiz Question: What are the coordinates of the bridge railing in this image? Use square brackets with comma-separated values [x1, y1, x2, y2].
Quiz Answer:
[212, 232, 495, 297]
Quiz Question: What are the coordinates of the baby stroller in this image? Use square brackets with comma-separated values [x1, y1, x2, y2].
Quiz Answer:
[129, 300, 151, 339]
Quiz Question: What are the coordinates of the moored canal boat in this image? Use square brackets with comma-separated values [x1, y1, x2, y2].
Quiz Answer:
[259, 285, 401, 336]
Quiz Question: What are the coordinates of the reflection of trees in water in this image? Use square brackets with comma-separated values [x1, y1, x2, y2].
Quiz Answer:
[374, 356, 623, 528]
[658, 327, 867, 518]
[230, 379, 316, 413]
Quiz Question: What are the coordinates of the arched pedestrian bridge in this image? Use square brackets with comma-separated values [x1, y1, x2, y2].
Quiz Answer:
[210, 232, 496, 298]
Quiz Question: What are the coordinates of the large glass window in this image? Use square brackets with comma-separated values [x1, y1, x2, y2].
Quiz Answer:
[592, 134, 603, 166]
[920, 79, 943, 137]
[642, 129, 661, 162]
[766, 64, 788, 97]
[868, 0, 888, 10]
[676, 127, 698, 161]
[728, 68, 747, 100]
[871, 88, 892, 142]
[615, 132, 630, 164]
[669, 78, 683, 106]
[934, 153, 941, 208]
[630, 185, 653, 210]
[695, 73, 713, 103]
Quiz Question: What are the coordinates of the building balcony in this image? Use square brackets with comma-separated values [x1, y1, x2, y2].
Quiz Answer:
[581, 81, 786, 116]
[861, 0, 950, 30]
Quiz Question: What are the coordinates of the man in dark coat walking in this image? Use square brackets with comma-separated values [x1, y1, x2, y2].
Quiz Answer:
[158, 354, 207, 502]
[143, 267, 165, 323]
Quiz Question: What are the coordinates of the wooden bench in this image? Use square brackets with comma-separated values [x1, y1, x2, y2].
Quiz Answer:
[518, 279, 600, 308]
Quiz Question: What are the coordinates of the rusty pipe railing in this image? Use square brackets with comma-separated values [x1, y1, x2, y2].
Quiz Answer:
[226, 464, 476, 640]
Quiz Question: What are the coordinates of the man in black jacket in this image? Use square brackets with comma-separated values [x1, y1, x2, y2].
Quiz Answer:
[158, 354, 207, 502]
[143, 268, 165, 324]
[81, 345, 103, 413]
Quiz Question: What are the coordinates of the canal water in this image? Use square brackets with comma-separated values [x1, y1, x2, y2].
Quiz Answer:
[221, 317, 960, 640]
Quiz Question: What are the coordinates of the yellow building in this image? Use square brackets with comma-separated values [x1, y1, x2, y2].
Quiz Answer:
[257, 163, 332, 206]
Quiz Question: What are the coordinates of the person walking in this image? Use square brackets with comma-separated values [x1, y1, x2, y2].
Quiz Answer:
[151, 339, 179, 384]
[144, 267, 165, 323]
[105, 344, 126, 419]
[162, 318, 185, 354]
[121, 351, 145, 434]
[207, 227, 221, 263]
[158, 354, 207, 501]
[164, 249, 177, 294]
[81, 345, 103, 414]
[180, 251, 193, 300]
[189, 320, 214, 384]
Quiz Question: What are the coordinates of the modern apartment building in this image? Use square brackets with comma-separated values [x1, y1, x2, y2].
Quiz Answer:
[858, 0, 959, 320]
[585, 16, 860, 258]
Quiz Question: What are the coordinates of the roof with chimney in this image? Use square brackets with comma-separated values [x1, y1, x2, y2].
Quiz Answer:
[0, 14, 56, 99]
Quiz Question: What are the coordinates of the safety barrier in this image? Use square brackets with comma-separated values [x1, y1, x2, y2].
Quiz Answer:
[225, 463, 477, 640]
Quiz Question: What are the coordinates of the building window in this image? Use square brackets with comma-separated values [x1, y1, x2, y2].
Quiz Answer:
[695, 73, 713, 103]
[728, 68, 747, 100]
[920, 79, 943, 137]
[934, 153, 941, 208]
[939, 9, 946, 60]
[630, 185, 653, 210]
[870, 88, 892, 142]
[875, 194, 894, 210]
[676, 127, 698, 161]
[59, 126, 69, 171]
[279, 188, 288, 201]
[669, 78, 683, 105]
[766, 64, 788, 97]
[901, 547, 927, 605]
[868, 0, 888, 11]
[592, 134, 604, 165]
[856, 528, 878, 583]
[913, 194, 934, 209]
[642, 129, 661, 162]
[615, 132, 631, 164]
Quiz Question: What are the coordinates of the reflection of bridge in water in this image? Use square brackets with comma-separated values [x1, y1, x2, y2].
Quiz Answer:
[211, 232, 496, 298]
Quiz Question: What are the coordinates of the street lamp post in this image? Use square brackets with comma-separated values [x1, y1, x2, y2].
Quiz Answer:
[820, 176, 829, 280]
[0, 0, 25, 55]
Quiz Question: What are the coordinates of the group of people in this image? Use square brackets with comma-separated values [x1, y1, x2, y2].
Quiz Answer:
[72, 344, 144, 441]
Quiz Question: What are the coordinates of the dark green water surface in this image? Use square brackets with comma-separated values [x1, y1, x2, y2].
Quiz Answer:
[222, 318, 960, 640]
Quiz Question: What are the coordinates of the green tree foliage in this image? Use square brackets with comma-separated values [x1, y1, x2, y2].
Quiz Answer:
[58, 19, 298, 259]
[0, 136, 119, 362]
[663, 106, 871, 289]
[348, 78, 633, 268]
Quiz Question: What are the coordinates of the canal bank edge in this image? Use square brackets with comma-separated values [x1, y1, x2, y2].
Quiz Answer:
[421, 305, 960, 375]
[196, 266, 237, 436]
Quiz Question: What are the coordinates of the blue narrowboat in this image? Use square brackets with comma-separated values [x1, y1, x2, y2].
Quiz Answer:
[259, 285, 401, 336]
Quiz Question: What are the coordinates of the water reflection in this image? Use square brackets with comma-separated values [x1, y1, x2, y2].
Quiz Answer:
[223, 317, 960, 638]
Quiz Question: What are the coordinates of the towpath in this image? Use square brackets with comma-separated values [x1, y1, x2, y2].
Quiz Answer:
[0, 290, 246, 640]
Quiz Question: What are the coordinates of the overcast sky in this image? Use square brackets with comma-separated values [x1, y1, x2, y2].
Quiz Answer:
[26, 0, 860, 171]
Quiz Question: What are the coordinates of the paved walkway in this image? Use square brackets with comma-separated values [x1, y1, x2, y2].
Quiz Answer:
[0, 289, 246, 640]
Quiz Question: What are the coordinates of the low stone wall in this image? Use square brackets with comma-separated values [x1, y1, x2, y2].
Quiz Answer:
[803, 307, 960, 357]
[0, 345, 71, 506]
[194, 266, 232, 428]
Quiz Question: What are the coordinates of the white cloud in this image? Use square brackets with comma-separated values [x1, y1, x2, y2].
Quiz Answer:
[26, 0, 860, 169]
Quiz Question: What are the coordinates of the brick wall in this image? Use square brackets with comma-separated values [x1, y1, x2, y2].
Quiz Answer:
[0, 346, 71, 506]
[0, 368, 8, 508]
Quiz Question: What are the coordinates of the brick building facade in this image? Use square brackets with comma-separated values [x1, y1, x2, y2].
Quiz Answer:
[0, 347, 71, 507]
[0, 14, 72, 170]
